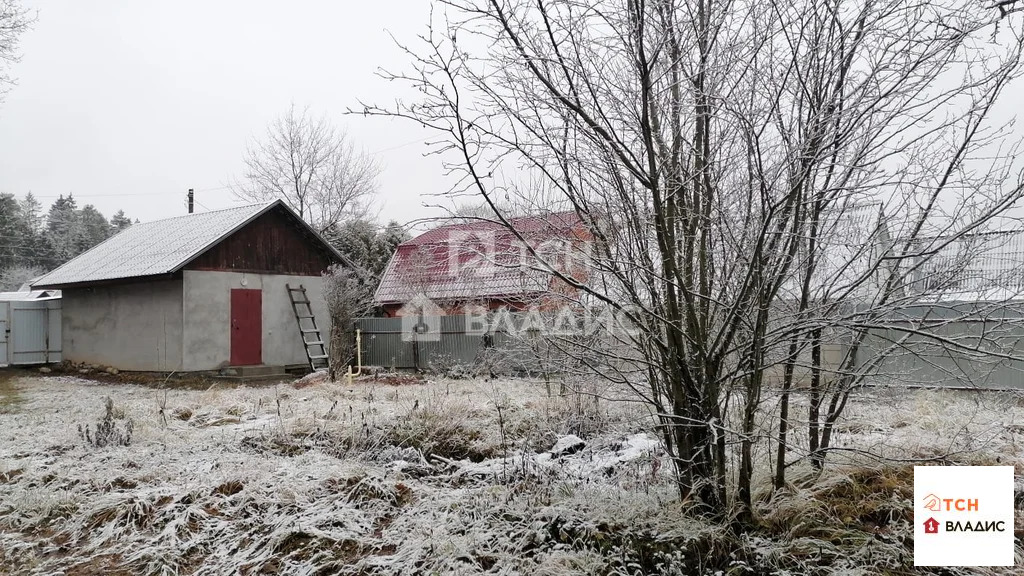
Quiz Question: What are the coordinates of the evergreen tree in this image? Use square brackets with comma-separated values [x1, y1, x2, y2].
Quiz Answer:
[19, 192, 41, 233]
[0, 193, 134, 278]
[379, 221, 408, 264]
[327, 219, 409, 281]
[110, 210, 132, 232]
[15, 193, 45, 267]
[42, 194, 80, 267]
[78, 204, 112, 254]
[0, 193, 30, 271]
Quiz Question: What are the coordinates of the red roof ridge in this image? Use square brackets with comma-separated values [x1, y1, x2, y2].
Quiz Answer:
[400, 210, 584, 247]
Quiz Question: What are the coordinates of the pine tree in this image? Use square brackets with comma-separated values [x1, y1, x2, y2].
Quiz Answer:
[0, 193, 28, 271]
[327, 219, 409, 281]
[110, 210, 132, 232]
[42, 194, 80, 267]
[1, 193, 134, 276]
[0, 193, 47, 286]
[16, 193, 45, 268]
[78, 204, 112, 254]
[19, 192, 41, 233]
[378, 221, 408, 272]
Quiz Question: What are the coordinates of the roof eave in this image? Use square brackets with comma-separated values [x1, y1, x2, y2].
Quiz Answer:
[33, 271, 181, 290]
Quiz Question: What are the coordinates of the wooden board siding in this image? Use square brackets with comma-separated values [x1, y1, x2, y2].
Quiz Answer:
[186, 207, 337, 275]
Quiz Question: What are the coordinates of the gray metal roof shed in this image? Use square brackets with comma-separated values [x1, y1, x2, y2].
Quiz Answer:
[32, 200, 344, 289]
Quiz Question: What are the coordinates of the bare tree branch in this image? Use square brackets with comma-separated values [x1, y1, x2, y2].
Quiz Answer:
[234, 105, 381, 236]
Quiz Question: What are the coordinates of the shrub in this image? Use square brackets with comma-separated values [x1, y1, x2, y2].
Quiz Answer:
[78, 397, 134, 448]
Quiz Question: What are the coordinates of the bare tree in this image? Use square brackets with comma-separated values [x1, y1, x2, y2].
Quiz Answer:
[366, 1, 1024, 522]
[323, 264, 375, 380]
[0, 0, 32, 103]
[235, 105, 381, 234]
[447, 201, 502, 223]
[0, 264, 42, 291]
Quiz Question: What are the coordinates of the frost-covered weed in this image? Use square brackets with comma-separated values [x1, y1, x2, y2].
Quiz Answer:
[78, 396, 134, 448]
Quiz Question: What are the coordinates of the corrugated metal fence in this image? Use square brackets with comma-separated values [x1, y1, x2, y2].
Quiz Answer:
[355, 315, 542, 372]
[861, 318, 1024, 390]
[357, 308, 1024, 388]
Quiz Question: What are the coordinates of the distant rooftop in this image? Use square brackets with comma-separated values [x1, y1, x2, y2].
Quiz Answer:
[0, 289, 61, 301]
[375, 211, 588, 305]
[905, 229, 1024, 301]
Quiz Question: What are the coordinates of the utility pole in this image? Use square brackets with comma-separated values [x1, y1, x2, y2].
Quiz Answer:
[187, 188, 194, 214]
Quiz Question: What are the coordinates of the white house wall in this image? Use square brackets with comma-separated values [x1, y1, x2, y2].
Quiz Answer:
[182, 271, 330, 370]
[62, 279, 183, 371]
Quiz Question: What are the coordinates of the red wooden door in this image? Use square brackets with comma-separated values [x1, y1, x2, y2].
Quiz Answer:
[230, 289, 262, 366]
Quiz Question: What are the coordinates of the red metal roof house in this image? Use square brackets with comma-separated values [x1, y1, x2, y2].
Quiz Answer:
[374, 212, 592, 316]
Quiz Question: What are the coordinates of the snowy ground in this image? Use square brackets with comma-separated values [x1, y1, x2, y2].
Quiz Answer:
[0, 370, 1022, 575]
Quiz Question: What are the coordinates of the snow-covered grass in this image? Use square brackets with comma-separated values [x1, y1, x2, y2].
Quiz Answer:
[0, 371, 1021, 575]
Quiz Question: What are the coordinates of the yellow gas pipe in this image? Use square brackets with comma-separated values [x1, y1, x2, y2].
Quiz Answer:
[346, 329, 362, 386]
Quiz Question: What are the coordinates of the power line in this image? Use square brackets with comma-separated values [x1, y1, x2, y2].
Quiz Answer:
[26, 192, 166, 199]
[16, 184, 234, 200]
[368, 137, 429, 155]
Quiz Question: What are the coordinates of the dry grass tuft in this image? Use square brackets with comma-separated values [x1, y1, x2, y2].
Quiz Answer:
[212, 480, 244, 497]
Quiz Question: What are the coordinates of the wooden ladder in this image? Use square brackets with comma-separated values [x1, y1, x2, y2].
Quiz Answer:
[286, 284, 329, 371]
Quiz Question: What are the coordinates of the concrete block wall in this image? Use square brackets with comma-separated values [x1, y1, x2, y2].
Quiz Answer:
[62, 279, 184, 371]
[182, 271, 330, 370]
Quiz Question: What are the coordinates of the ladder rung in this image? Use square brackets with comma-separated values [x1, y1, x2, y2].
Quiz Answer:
[289, 284, 325, 370]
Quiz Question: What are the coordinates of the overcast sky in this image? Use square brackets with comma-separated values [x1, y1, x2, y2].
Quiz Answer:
[0, 1, 448, 226]
[4, 2, 1024, 232]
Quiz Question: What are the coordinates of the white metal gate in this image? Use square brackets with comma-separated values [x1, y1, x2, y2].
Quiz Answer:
[0, 303, 8, 367]
[0, 292, 61, 367]
[10, 301, 60, 364]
